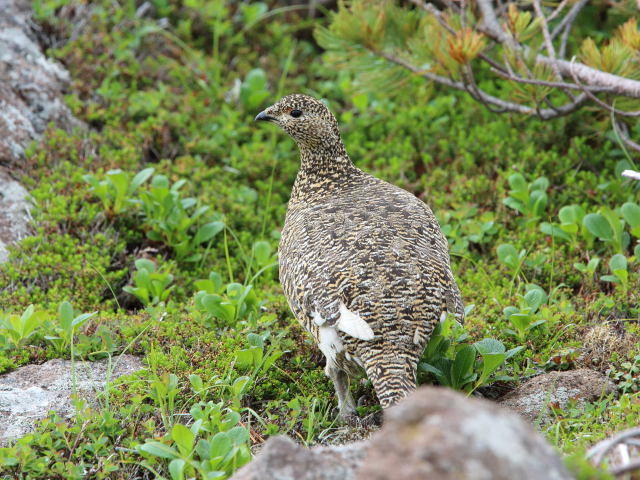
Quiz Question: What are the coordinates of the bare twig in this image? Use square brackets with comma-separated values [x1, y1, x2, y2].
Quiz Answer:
[463, 63, 508, 113]
[616, 443, 630, 466]
[587, 427, 640, 465]
[551, 0, 589, 40]
[555, 0, 588, 59]
[568, 57, 640, 117]
[610, 459, 640, 477]
[532, 0, 562, 82]
[550, 0, 588, 42]
[615, 121, 640, 153]
[546, 0, 569, 23]
[476, 0, 511, 44]
[491, 68, 615, 92]
[377, 50, 588, 119]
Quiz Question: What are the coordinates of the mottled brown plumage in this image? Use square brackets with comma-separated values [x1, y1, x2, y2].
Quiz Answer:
[255, 94, 463, 420]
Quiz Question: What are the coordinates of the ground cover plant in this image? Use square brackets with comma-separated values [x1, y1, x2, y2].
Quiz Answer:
[0, 0, 638, 478]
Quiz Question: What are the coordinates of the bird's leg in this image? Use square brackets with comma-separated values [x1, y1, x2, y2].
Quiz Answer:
[325, 365, 357, 421]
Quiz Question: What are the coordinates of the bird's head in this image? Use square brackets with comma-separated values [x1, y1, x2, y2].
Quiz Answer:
[255, 94, 342, 151]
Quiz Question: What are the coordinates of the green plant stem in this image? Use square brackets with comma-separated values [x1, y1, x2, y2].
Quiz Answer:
[224, 221, 234, 283]
[87, 261, 122, 311]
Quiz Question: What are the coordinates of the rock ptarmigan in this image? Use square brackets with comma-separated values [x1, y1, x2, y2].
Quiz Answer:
[256, 94, 464, 421]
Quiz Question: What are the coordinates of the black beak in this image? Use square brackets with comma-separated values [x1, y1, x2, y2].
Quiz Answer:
[255, 110, 275, 122]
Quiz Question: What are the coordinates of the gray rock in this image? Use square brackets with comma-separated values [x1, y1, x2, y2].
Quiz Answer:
[358, 386, 573, 480]
[0, 355, 144, 443]
[498, 369, 615, 423]
[0, 168, 31, 263]
[0, 0, 81, 164]
[232, 386, 573, 480]
[230, 436, 367, 480]
[0, 0, 85, 263]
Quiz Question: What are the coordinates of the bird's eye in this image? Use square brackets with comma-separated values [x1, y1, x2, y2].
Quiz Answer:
[290, 109, 302, 118]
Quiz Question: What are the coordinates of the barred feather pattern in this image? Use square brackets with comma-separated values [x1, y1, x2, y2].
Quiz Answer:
[257, 94, 464, 414]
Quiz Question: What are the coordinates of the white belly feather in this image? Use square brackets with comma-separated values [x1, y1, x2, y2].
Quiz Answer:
[314, 302, 373, 370]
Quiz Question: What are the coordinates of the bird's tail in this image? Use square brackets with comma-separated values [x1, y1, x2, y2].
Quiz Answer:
[362, 352, 419, 409]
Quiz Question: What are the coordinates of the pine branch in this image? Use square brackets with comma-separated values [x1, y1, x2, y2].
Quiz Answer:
[414, 0, 640, 99]
[377, 50, 588, 119]
[320, 0, 640, 120]
[472, 0, 640, 99]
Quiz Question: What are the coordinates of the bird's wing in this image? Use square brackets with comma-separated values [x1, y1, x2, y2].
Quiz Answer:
[279, 197, 455, 345]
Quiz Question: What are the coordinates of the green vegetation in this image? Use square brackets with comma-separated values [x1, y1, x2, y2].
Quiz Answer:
[0, 0, 638, 478]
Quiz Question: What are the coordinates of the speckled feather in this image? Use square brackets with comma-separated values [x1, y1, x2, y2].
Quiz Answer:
[256, 94, 464, 414]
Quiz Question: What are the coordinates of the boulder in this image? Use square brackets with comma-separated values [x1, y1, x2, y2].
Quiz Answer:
[498, 369, 615, 423]
[0, 0, 81, 165]
[0, 169, 31, 263]
[0, 355, 144, 443]
[0, 0, 85, 263]
[232, 386, 573, 480]
[230, 436, 367, 480]
[358, 386, 573, 480]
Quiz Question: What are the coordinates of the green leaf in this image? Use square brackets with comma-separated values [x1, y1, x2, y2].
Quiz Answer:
[171, 423, 194, 455]
[227, 425, 250, 445]
[172, 179, 188, 192]
[529, 189, 547, 216]
[195, 221, 224, 244]
[509, 313, 531, 334]
[351, 93, 369, 111]
[135, 258, 156, 273]
[168, 458, 186, 480]
[235, 349, 254, 369]
[477, 352, 506, 386]
[152, 175, 170, 189]
[58, 301, 74, 325]
[540, 222, 571, 242]
[240, 69, 269, 110]
[503, 197, 524, 214]
[529, 319, 547, 329]
[247, 333, 265, 348]
[189, 374, 204, 392]
[524, 288, 546, 312]
[209, 272, 223, 292]
[508, 173, 527, 193]
[505, 346, 525, 359]
[253, 240, 272, 265]
[139, 441, 180, 459]
[622, 202, 640, 228]
[136, 268, 151, 289]
[209, 432, 232, 460]
[559, 204, 585, 225]
[450, 345, 475, 389]
[609, 254, 627, 272]
[107, 170, 128, 198]
[473, 338, 506, 355]
[201, 294, 235, 323]
[130, 167, 155, 193]
[583, 213, 613, 241]
[241, 2, 268, 24]
[601, 274, 619, 283]
[530, 176, 549, 191]
[496, 243, 519, 269]
[71, 312, 97, 330]
[587, 257, 601, 272]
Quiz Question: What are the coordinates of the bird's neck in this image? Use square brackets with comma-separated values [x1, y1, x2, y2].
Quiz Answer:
[291, 142, 359, 201]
